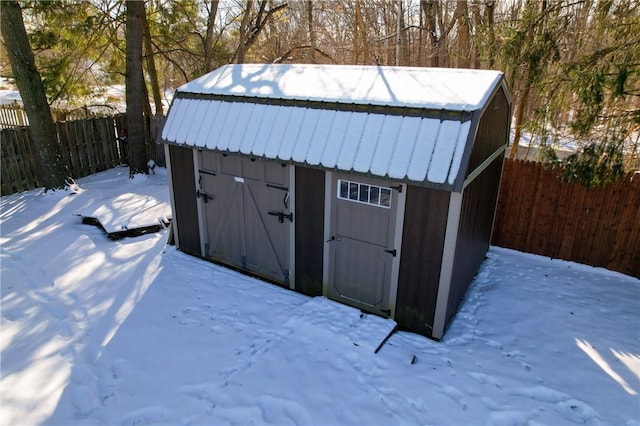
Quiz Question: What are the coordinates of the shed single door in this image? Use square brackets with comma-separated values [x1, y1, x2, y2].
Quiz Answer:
[327, 174, 399, 317]
[198, 152, 291, 284]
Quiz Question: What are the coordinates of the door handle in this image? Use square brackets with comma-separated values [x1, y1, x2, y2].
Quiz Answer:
[384, 249, 397, 257]
[326, 236, 341, 242]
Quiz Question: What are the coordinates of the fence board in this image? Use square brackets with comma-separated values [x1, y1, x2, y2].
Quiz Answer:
[493, 160, 640, 278]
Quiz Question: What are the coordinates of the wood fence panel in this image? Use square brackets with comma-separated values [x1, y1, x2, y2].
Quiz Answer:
[84, 119, 98, 172]
[21, 128, 40, 189]
[1, 129, 23, 194]
[493, 160, 640, 278]
[59, 121, 81, 177]
[93, 118, 110, 171]
[114, 113, 128, 163]
[7, 129, 28, 193]
[79, 120, 95, 175]
[609, 178, 640, 273]
[0, 128, 39, 195]
[56, 122, 73, 177]
[1, 115, 128, 195]
[150, 114, 166, 166]
[0, 113, 170, 195]
[0, 113, 163, 196]
[100, 117, 119, 168]
[0, 102, 28, 128]
[548, 169, 570, 258]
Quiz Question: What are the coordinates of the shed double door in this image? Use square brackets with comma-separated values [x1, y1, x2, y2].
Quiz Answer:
[327, 174, 400, 317]
[198, 152, 291, 284]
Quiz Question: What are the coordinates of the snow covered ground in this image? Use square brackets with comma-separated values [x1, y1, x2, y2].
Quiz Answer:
[1, 167, 638, 426]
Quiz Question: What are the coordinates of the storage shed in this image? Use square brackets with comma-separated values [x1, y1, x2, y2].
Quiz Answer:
[161, 64, 511, 340]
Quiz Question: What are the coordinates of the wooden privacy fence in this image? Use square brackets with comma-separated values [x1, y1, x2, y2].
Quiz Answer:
[0, 101, 29, 128]
[1, 114, 165, 196]
[492, 160, 640, 278]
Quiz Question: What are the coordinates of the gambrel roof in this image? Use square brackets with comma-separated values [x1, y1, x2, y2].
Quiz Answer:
[161, 64, 505, 190]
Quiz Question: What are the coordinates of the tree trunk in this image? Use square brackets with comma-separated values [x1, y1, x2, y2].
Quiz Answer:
[418, 1, 425, 66]
[235, 0, 254, 64]
[204, 0, 220, 71]
[143, 13, 163, 116]
[307, 0, 316, 63]
[1, 0, 69, 191]
[394, 0, 401, 65]
[126, 0, 147, 176]
[455, 0, 470, 68]
[509, 80, 532, 159]
[399, 0, 409, 65]
[421, 0, 440, 67]
[485, 0, 496, 69]
[471, 0, 482, 69]
[354, 0, 366, 64]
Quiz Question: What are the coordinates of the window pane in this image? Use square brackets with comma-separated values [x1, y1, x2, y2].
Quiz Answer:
[380, 188, 391, 207]
[359, 184, 370, 202]
[349, 182, 359, 200]
[369, 186, 379, 205]
[339, 180, 349, 199]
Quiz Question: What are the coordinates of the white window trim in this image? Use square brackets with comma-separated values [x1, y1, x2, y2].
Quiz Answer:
[337, 179, 392, 209]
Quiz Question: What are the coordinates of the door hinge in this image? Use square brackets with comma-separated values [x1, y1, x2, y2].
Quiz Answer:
[196, 190, 213, 203]
[268, 210, 293, 223]
[384, 249, 397, 257]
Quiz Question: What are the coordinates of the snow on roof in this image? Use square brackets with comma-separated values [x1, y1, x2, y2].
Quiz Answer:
[178, 64, 503, 111]
[164, 64, 505, 188]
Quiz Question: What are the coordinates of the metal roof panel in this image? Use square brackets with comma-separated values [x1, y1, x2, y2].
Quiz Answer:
[163, 98, 475, 187]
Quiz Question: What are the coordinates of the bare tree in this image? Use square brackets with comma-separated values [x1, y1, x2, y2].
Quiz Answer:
[421, 0, 440, 67]
[233, 1, 288, 64]
[307, 0, 316, 62]
[144, 13, 163, 115]
[485, 0, 496, 68]
[204, 0, 221, 71]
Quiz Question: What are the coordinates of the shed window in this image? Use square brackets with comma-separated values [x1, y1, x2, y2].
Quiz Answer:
[337, 179, 391, 209]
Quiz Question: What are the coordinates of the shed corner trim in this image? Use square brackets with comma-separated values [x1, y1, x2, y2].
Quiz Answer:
[432, 190, 464, 339]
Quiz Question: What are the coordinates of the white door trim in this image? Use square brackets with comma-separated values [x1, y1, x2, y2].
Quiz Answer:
[164, 144, 180, 248]
[322, 171, 333, 297]
[193, 149, 207, 258]
[388, 183, 406, 318]
[288, 164, 296, 290]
